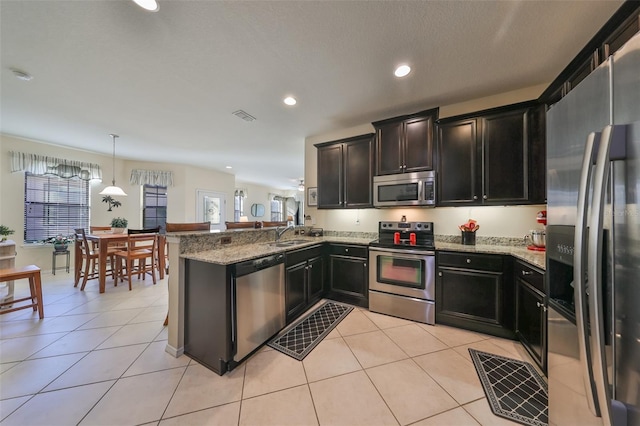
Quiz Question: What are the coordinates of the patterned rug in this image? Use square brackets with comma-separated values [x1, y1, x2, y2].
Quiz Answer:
[469, 349, 548, 426]
[268, 301, 353, 361]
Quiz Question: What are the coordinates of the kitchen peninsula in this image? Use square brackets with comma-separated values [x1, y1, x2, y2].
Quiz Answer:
[164, 226, 545, 373]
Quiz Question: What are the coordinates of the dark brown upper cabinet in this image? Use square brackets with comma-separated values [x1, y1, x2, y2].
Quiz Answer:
[315, 134, 374, 209]
[372, 108, 438, 175]
[540, 2, 639, 105]
[437, 101, 546, 206]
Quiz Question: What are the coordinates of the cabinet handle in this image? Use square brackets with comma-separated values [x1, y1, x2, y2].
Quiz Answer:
[521, 270, 532, 276]
[345, 248, 349, 253]
[309, 264, 313, 269]
[483, 195, 487, 200]
[473, 195, 478, 200]
[466, 258, 471, 264]
[536, 302, 548, 312]
[364, 263, 367, 268]
[438, 271, 443, 277]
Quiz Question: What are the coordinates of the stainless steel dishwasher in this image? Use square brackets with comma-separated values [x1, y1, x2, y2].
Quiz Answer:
[233, 253, 285, 362]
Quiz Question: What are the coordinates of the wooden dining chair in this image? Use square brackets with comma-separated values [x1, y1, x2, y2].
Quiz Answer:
[225, 221, 256, 229]
[163, 222, 210, 325]
[113, 233, 158, 290]
[127, 227, 161, 278]
[88, 226, 123, 273]
[89, 226, 112, 233]
[73, 228, 104, 290]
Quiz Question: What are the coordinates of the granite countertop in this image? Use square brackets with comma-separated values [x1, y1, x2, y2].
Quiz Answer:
[435, 242, 546, 270]
[182, 235, 545, 270]
[182, 236, 373, 265]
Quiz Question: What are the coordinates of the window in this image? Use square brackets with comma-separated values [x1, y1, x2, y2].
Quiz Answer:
[234, 190, 245, 222]
[270, 197, 284, 221]
[143, 185, 167, 231]
[24, 173, 89, 242]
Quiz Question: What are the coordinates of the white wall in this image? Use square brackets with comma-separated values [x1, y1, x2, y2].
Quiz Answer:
[304, 84, 548, 237]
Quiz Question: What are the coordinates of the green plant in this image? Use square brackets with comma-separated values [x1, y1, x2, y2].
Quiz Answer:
[102, 195, 122, 212]
[0, 225, 14, 241]
[110, 217, 128, 228]
[46, 234, 72, 245]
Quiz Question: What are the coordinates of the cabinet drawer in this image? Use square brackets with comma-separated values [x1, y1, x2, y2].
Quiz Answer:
[285, 245, 323, 266]
[328, 244, 367, 259]
[515, 260, 544, 293]
[438, 251, 503, 272]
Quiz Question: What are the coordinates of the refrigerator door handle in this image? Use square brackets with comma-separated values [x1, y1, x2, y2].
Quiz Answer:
[574, 131, 600, 417]
[588, 124, 627, 426]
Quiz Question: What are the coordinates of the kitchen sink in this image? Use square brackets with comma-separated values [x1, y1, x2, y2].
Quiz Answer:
[268, 239, 310, 247]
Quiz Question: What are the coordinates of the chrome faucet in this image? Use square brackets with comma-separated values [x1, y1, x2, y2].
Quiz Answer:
[275, 225, 294, 241]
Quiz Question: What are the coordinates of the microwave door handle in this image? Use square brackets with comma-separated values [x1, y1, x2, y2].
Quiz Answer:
[574, 131, 600, 417]
[587, 124, 627, 426]
[418, 180, 423, 201]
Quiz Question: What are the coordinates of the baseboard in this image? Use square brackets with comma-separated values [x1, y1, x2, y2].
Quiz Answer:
[165, 343, 184, 358]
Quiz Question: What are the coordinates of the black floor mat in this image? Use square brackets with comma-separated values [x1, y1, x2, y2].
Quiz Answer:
[469, 349, 548, 426]
[268, 301, 353, 361]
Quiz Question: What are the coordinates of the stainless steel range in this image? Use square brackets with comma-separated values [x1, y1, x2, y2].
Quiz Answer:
[368, 221, 435, 325]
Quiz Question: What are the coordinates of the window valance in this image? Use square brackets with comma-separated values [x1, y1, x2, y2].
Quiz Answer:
[129, 169, 174, 187]
[10, 151, 102, 181]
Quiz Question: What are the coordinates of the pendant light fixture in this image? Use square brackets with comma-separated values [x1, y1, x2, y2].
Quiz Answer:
[100, 134, 127, 197]
[298, 179, 305, 192]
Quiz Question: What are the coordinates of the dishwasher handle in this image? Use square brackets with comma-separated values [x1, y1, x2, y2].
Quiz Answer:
[234, 253, 284, 277]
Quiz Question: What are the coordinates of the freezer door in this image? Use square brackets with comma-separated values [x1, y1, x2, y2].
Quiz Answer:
[611, 32, 640, 426]
[547, 305, 602, 426]
[546, 62, 610, 226]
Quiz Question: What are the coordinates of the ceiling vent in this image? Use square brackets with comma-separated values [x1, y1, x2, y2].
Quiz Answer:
[232, 110, 256, 122]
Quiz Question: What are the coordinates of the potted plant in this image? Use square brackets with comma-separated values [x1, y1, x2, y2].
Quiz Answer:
[110, 217, 128, 233]
[0, 225, 14, 242]
[46, 234, 72, 251]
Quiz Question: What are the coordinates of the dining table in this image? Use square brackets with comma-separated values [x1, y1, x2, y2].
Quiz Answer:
[74, 232, 166, 293]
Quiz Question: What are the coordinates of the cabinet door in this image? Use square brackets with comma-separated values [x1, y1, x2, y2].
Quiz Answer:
[329, 255, 368, 307]
[516, 278, 546, 370]
[437, 119, 478, 205]
[437, 267, 503, 325]
[307, 256, 325, 306]
[317, 144, 343, 208]
[285, 262, 308, 323]
[344, 136, 374, 208]
[376, 122, 403, 175]
[482, 109, 528, 203]
[404, 115, 434, 172]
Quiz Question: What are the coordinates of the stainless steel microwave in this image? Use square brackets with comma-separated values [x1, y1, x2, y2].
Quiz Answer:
[373, 171, 436, 207]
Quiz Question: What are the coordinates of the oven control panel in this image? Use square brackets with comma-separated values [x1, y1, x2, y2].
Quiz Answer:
[379, 221, 433, 232]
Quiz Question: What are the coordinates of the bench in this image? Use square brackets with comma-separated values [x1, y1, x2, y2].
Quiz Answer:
[0, 265, 44, 319]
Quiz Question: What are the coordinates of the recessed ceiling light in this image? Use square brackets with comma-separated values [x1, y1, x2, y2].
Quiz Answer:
[132, 0, 159, 12]
[10, 68, 33, 81]
[225, 166, 233, 169]
[284, 97, 297, 106]
[394, 65, 411, 78]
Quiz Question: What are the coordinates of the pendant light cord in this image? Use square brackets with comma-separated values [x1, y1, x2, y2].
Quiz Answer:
[110, 134, 118, 186]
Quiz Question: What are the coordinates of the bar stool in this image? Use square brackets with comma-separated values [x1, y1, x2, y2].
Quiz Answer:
[52, 248, 70, 275]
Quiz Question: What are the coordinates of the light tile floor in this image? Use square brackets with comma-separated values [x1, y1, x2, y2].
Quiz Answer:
[0, 271, 537, 425]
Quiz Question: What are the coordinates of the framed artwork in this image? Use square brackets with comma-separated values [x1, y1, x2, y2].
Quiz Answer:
[307, 187, 318, 206]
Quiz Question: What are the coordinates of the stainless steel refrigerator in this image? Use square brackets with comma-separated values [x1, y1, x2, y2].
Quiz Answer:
[546, 32, 640, 426]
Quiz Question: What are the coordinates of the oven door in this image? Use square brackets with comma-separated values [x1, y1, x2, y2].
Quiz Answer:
[368, 247, 435, 300]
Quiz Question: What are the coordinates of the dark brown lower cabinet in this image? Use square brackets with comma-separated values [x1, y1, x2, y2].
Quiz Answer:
[436, 251, 515, 339]
[515, 260, 546, 372]
[285, 245, 325, 324]
[327, 244, 368, 308]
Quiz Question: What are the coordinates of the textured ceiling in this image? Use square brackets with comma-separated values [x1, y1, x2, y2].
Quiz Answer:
[0, 0, 623, 189]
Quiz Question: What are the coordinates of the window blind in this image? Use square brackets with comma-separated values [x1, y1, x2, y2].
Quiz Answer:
[24, 173, 89, 242]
